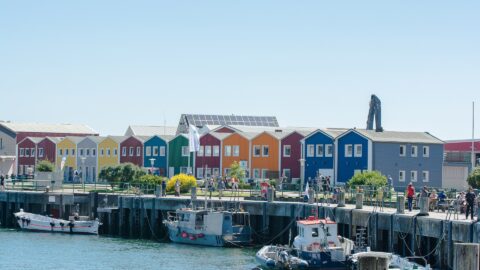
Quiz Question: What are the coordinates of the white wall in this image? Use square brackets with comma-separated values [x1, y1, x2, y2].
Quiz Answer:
[442, 165, 468, 190]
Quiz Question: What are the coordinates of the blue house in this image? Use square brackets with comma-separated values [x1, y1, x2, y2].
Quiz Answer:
[143, 135, 173, 176]
[336, 129, 444, 189]
[302, 129, 345, 184]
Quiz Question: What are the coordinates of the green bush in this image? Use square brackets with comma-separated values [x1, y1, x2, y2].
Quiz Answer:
[166, 173, 197, 193]
[229, 161, 246, 181]
[99, 163, 146, 187]
[467, 167, 480, 189]
[347, 171, 387, 188]
[36, 160, 55, 172]
[134, 174, 166, 186]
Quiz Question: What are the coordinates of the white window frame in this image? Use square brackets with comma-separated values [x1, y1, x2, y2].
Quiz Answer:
[224, 145, 232, 157]
[129, 147, 133, 156]
[136, 147, 141, 157]
[307, 144, 315, 157]
[153, 146, 159, 156]
[261, 169, 268, 179]
[160, 146, 166, 156]
[114, 149, 118, 156]
[80, 148, 84, 156]
[213, 145, 219, 157]
[253, 169, 260, 179]
[205, 168, 212, 178]
[282, 168, 291, 179]
[354, 144, 362, 157]
[400, 145, 406, 157]
[92, 148, 96, 157]
[422, 171, 429, 182]
[262, 145, 269, 157]
[212, 168, 220, 177]
[38, 148, 44, 158]
[197, 168, 204, 179]
[205, 145, 212, 157]
[411, 145, 418, 157]
[283, 145, 291, 157]
[325, 144, 333, 157]
[181, 146, 189, 157]
[107, 149, 111, 157]
[71, 149, 75, 156]
[423, 146, 430, 157]
[86, 149, 90, 157]
[145, 146, 152, 157]
[180, 167, 189, 174]
[253, 145, 261, 157]
[225, 168, 231, 176]
[20, 148, 25, 157]
[197, 146, 204, 157]
[316, 144, 324, 157]
[233, 145, 240, 157]
[100, 148, 104, 157]
[411, 170, 417, 182]
[399, 170, 405, 182]
[345, 144, 353, 157]
[58, 149, 63, 156]
[30, 148, 35, 157]
[122, 147, 126, 156]
[65, 149, 69, 156]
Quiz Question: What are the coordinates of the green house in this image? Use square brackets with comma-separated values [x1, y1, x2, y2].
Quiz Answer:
[168, 134, 194, 177]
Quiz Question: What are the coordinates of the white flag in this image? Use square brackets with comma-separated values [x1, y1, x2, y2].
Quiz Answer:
[304, 181, 309, 198]
[188, 124, 200, 152]
[60, 156, 67, 170]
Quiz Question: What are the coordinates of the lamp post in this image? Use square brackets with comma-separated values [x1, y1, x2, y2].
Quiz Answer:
[80, 156, 86, 192]
[299, 158, 305, 197]
[149, 158, 156, 175]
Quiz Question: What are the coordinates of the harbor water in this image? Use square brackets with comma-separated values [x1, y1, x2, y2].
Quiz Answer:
[0, 229, 257, 270]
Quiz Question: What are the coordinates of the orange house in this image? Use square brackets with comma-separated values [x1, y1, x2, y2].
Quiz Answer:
[250, 131, 283, 179]
[221, 132, 253, 177]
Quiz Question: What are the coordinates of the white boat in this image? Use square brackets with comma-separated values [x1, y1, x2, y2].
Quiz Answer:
[14, 209, 101, 235]
[255, 245, 308, 270]
[348, 252, 431, 270]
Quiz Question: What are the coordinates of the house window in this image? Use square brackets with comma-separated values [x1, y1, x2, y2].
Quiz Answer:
[129, 147, 134, 156]
[92, 148, 96, 157]
[197, 168, 204, 179]
[213, 168, 220, 177]
[38, 148, 44, 157]
[86, 149, 90, 156]
[423, 146, 430, 157]
[233, 145, 240, 157]
[160, 146, 166, 156]
[145, 146, 151, 156]
[354, 144, 362, 157]
[71, 149, 75, 156]
[224, 146, 232, 157]
[213, 145, 219, 157]
[65, 149, 69, 156]
[58, 149, 63, 156]
[181, 146, 189, 157]
[31, 148, 35, 157]
[20, 148, 25, 157]
[316, 144, 324, 157]
[225, 168, 231, 176]
[80, 149, 84, 156]
[253, 145, 261, 157]
[122, 147, 126, 156]
[411, 171, 417, 182]
[114, 149, 118, 156]
[262, 145, 269, 157]
[180, 167, 188, 174]
[411, 145, 417, 157]
[136, 147, 141, 156]
[153, 146, 159, 156]
[400, 145, 406, 157]
[307, 144, 315, 157]
[100, 149, 104, 156]
[282, 169, 291, 179]
[261, 169, 268, 179]
[205, 146, 212, 157]
[253, 169, 260, 179]
[399, 170, 405, 182]
[422, 171, 429, 182]
[345, 144, 353, 157]
[205, 168, 212, 178]
[107, 149, 111, 156]
[325, 144, 333, 157]
[283, 145, 291, 157]
[198, 146, 204, 157]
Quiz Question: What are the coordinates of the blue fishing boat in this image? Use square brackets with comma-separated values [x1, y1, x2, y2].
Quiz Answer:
[163, 208, 252, 247]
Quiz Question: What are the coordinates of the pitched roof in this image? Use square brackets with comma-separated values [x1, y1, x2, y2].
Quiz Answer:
[145, 134, 175, 142]
[0, 121, 97, 135]
[18, 137, 44, 145]
[181, 114, 279, 128]
[349, 129, 444, 144]
[84, 136, 107, 144]
[125, 125, 177, 137]
[108, 135, 128, 144]
[208, 132, 231, 141]
[44, 137, 63, 144]
[63, 136, 87, 144]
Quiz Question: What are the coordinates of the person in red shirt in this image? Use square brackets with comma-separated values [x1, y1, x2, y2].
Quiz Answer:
[407, 183, 415, 212]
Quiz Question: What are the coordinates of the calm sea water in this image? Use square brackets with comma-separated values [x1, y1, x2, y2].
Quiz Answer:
[0, 229, 258, 270]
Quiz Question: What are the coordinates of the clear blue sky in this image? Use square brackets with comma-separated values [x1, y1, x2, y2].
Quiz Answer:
[1, 1, 479, 140]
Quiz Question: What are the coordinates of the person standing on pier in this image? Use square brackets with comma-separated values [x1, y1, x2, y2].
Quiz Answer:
[0, 174, 5, 191]
[465, 187, 476, 220]
[174, 179, 181, 197]
[406, 183, 415, 212]
[161, 179, 166, 197]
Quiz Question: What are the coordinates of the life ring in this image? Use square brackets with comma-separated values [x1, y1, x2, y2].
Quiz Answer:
[181, 232, 188, 238]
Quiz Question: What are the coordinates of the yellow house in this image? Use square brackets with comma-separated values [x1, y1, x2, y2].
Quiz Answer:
[55, 136, 84, 181]
[98, 136, 126, 171]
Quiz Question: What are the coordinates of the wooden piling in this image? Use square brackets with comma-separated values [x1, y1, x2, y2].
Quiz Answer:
[454, 243, 480, 270]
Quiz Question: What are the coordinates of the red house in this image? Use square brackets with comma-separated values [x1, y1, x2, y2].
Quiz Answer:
[17, 137, 43, 175]
[37, 137, 61, 164]
[119, 136, 148, 167]
[195, 133, 228, 178]
[280, 130, 314, 180]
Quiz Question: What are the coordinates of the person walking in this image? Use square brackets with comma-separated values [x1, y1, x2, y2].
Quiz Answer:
[465, 187, 476, 220]
[174, 179, 181, 197]
[161, 179, 167, 197]
[406, 183, 415, 212]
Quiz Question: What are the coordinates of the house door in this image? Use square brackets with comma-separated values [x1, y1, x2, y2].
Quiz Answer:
[169, 167, 175, 178]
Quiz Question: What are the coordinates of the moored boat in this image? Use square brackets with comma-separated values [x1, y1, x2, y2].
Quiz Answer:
[14, 209, 101, 235]
[255, 245, 308, 270]
[348, 252, 431, 270]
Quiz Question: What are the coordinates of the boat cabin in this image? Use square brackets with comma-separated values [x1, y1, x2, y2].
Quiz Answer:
[175, 209, 250, 235]
[293, 216, 340, 252]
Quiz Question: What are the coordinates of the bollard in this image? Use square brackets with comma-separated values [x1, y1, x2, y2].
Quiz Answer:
[418, 197, 429, 216]
[357, 252, 389, 270]
[356, 193, 364, 209]
[396, 195, 405, 214]
[308, 189, 315, 204]
[267, 187, 274, 202]
[191, 187, 197, 200]
[337, 191, 345, 207]
[155, 185, 161, 198]
[454, 243, 480, 270]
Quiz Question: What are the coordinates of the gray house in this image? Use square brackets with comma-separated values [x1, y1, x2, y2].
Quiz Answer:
[77, 136, 105, 183]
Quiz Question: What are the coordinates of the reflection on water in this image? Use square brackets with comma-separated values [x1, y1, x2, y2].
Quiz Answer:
[0, 229, 257, 270]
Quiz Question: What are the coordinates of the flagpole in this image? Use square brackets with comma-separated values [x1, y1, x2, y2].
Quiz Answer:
[472, 101, 475, 171]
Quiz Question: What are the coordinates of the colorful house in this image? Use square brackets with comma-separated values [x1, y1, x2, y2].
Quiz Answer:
[119, 136, 148, 167]
[16, 137, 43, 176]
[168, 134, 194, 177]
[221, 132, 254, 178]
[250, 131, 283, 180]
[336, 129, 444, 188]
[77, 136, 105, 183]
[56, 136, 84, 182]
[195, 132, 228, 179]
[37, 137, 61, 164]
[302, 129, 346, 182]
[143, 135, 172, 176]
[98, 136, 125, 172]
[279, 130, 313, 181]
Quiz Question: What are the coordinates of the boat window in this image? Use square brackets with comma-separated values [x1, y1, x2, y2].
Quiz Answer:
[224, 216, 230, 221]
[183, 214, 190, 222]
[312, 228, 319, 237]
[195, 214, 204, 225]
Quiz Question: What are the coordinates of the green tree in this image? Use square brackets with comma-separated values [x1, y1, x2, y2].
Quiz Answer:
[347, 171, 387, 188]
[36, 160, 55, 172]
[99, 163, 145, 188]
[467, 167, 480, 189]
[229, 161, 246, 181]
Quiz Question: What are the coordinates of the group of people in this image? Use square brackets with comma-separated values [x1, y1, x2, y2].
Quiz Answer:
[406, 183, 477, 220]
